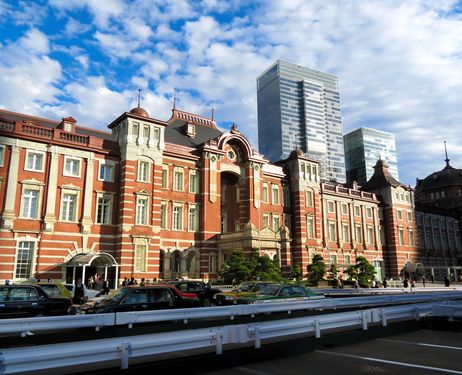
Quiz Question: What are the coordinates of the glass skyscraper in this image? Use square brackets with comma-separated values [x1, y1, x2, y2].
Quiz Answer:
[257, 60, 346, 182]
[344, 127, 399, 185]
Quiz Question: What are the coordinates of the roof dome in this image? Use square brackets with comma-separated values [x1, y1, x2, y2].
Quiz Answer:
[415, 164, 462, 193]
[289, 149, 305, 158]
[129, 107, 149, 117]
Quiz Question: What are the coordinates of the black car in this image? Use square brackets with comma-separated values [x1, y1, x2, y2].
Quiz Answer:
[0, 284, 72, 318]
[168, 281, 221, 307]
[72, 285, 201, 314]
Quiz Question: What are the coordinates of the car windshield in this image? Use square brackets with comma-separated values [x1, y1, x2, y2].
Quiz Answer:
[257, 284, 280, 296]
[238, 283, 254, 292]
[109, 288, 131, 303]
[40, 284, 60, 296]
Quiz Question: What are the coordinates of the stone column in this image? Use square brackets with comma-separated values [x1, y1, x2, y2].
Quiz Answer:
[81, 155, 95, 234]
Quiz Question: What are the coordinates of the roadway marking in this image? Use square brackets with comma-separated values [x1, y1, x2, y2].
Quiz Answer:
[379, 338, 462, 351]
[315, 350, 462, 374]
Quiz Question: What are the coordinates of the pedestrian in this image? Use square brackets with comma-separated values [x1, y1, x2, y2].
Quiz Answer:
[421, 275, 426, 287]
[121, 277, 128, 286]
[4, 279, 10, 285]
[403, 278, 409, 288]
[371, 279, 376, 288]
[102, 280, 110, 295]
[73, 279, 85, 304]
[383, 277, 388, 288]
[152, 277, 157, 284]
[139, 278, 146, 286]
[444, 274, 450, 287]
[411, 279, 416, 288]
[128, 277, 136, 285]
[430, 274, 434, 283]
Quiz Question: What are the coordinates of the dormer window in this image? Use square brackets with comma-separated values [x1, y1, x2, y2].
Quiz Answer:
[186, 124, 196, 137]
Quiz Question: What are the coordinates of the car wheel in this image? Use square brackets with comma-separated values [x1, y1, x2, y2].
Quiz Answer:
[202, 298, 211, 307]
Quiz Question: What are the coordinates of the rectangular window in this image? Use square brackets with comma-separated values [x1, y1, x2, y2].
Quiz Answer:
[263, 213, 269, 228]
[143, 126, 150, 139]
[407, 211, 412, 222]
[136, 196, 148, 225]
[132, 123, 139, 136]
[355, 225, 363, 243]
[64, 156, 81, 177]
[153, 127, 160, 140]
[272, 185, 279, 205]
[342, 223, 349, 242]
[208, 255, 217, 273]
[162, 168, 168, 189]
[189, 170, 197, 193]
[160, 201, 167, 229]
[272, 215, 280, 231]
[96, 196, 112, 224]
[306, 190, 313, 207]
[329, 254, 337, 266]
[329, 222, 336, 241]
[327, 201, 335, 213]
[0, 145, 5, 167]
[188, 205, 198, 231]
[262, 184, 269, 203]
[341, 203, 348, 215]
[134, 244, 147, 272]
[366, 207, 372, 218]
[98, 162, 114, 182]
[138, 161, 149, 182]
[172, 204, 183, 230]
[25, 151, 44, 172]
[173, 170, 184, 191]
[21, 189, 39, 219]
[61, 193, 77, 221]
[409, 229, 415, 246]
[399, 228, 405, 245]
[15, 241, 34, 279]
[354, 205, 361, 217]
[283, 186, 290, 207]
[307, 216, 315, 238]
[397, 209, 403, 220]
[344, 254, 351, 265]
[367, 227, 374, 244]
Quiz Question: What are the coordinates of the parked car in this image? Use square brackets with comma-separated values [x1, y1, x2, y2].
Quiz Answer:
[214, 281, 281, 305]
[17, 280, 72, 298]
[167, 281, 221, 306]
[64, 283, 101, 301]
[0, 284, 72, 318]
[235, 284, 324, 304]
[71, 285, 200, 314]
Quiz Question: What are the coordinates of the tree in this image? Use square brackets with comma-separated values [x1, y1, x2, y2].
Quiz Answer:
[290, 263, 303, 282]
[219, 250, 283, 284]
[218, 251, 252, 284]
[307, 254, 326, 285]
[328, 264, 338, 280]
[346, 256, 376, 287]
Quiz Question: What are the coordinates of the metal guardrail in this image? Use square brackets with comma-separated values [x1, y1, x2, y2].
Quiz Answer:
[1, 291, 461, 336]
[0, 302, 436, 374]
[432, 302, 462, 318]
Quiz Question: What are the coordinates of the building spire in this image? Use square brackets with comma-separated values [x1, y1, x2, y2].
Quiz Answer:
[137, 88, 142, 108]
[173, 88, 177, 109]
[211, 100, 215, 121]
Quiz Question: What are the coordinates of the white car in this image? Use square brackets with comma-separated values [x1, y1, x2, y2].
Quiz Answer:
[64, 283, 101, 300]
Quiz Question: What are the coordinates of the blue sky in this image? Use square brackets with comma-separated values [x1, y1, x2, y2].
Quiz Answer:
[1, 0, 462, 186]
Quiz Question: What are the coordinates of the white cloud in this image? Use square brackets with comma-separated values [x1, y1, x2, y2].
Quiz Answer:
[76, 55, 89, 69]
[19, 28, 50, 54]
[64, 18, 92, 36]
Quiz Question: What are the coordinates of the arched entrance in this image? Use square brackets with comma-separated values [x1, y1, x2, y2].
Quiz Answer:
[66, 253, 119, 289]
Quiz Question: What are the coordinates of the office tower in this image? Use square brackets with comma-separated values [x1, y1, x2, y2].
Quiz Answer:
[257, 60, 346, 182]
[344, 127, 399, 185]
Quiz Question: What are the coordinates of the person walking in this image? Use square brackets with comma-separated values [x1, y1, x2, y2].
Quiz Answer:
[421, 275, 426, 287]
[102, 280, 110, 295]
[383, 277, 388, 288]
[139, 278, 146, 286]
[73, 279, 85, 304]
[444, 274, 450, 287]
[121, 277, 128, 286]
[403, 278, 409, 288]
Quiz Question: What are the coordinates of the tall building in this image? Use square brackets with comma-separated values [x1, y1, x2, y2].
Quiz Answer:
[257, 60, 346, 182]
[344, 127, 399, 185]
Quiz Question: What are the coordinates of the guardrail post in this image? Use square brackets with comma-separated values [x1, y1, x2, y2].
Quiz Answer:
[117, 342, 131, 369]
[362, 311, 368, 330]
[214, 329, 223, 355]
[314, 319, 321, 338]
[254, 325, 261, 349]
[381, 309, 387, 327]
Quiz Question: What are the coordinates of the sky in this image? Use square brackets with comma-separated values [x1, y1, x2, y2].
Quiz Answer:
[1, 0, 461, 186]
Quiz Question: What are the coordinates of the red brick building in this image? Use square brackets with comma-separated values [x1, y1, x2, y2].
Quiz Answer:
[0, 106, 456, 286]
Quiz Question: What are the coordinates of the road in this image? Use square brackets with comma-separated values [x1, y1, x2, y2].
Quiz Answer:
[203, 328, 462, 375]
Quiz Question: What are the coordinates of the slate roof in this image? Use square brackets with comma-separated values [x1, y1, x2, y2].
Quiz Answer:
[362, 159, 407, 190]
[415, 162, 462, 193]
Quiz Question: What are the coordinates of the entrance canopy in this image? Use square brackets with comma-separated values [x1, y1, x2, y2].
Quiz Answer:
[67, 252, 118, 267]
[404, 262, 424, 273]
